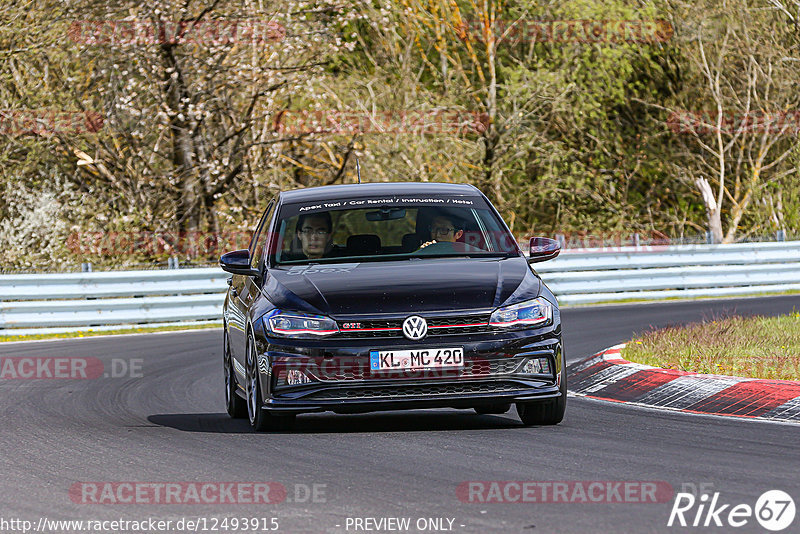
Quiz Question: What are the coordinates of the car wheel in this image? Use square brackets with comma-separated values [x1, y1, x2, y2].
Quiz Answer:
[517, 368, 567, 426]
[246, 332, 295, 432]
[474, 403, 511, 415]
[224, 329, 247, 419]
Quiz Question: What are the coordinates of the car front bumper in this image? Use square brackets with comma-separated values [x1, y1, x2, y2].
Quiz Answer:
[263, 380, 562, 414]
[254, 325, 563, 415]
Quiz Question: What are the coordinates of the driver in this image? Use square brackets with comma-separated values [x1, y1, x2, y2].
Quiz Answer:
[419, 214, 464, 249]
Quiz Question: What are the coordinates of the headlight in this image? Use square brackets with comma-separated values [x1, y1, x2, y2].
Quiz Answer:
[266, 310, 339, 338]
[489, 297, 552, 328]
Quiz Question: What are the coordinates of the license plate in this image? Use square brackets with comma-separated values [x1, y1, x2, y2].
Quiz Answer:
[369, 348, 464, 371]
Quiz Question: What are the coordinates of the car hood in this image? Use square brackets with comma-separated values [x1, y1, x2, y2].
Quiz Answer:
[263, 257, 540, 317]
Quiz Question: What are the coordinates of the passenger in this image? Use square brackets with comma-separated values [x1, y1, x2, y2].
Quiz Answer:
[295, 212, 334, 259]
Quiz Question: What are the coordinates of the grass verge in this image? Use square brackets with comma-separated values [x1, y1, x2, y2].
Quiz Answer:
[560, 288, 800, 307]
[621, 312, 800, 380]
[0, 323, 222, 343]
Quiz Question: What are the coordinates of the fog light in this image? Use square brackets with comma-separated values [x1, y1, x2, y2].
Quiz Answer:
[522, 357, 551, 375]
[276, 368, 313, 386]
[286, 369, 312, 385]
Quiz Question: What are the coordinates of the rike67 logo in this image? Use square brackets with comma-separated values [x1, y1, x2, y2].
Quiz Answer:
[668, 489, 795, 531]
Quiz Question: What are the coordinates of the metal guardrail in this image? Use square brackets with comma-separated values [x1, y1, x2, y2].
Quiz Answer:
[1, 241, 798, 335]
[537, 240, 800, 304]
[0, 269, 227, 335]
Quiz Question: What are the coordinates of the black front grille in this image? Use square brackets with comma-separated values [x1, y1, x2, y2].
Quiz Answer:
[302, 381, 526, 400]
[311, 356, 525, 382]
[336, 313, 493, 338]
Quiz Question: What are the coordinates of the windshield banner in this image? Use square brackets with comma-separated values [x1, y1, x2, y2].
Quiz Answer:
[281, 195, 488, 217]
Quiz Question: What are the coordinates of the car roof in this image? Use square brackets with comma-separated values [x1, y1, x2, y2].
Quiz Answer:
[279, 182, 482, 203]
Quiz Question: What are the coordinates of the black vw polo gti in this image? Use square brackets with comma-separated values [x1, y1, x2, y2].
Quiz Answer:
[221, 182, 565, 431]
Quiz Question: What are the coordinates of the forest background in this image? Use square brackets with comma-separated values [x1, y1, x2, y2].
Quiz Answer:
[1, 0, 799, 270]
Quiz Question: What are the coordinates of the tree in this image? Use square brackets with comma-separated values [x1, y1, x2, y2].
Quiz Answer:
[2, 1, 357, 238]
[667, 0, 800, 243]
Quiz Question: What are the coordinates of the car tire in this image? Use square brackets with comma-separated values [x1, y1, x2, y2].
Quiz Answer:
[224, 329, 247, 419]
[474, 403, 511, 415]
[516, 368, 567, 426]
[246, 332, 296, 432]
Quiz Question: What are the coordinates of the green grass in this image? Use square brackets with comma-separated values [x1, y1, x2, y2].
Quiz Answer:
[621, 312, 800, 380]
[560, 288, 800, 307]
[0, 323, 222, 342]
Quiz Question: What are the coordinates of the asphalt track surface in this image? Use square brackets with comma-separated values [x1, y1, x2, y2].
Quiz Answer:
[1, 295, 799, 534]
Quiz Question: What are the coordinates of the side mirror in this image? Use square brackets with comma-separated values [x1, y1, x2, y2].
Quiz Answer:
[527, 237, 561, 264]
[220, 249, 260, 277]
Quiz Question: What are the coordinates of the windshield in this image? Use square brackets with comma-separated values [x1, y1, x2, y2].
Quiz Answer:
[271, 194, 519, 265]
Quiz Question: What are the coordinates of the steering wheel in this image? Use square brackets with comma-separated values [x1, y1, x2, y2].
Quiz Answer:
[411, 241, 456, 255]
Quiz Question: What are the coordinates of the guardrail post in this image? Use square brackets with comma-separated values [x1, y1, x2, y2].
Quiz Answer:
[556, 233, 566, 250]
[81, 263, 92, 272]
[705, 231, 713, 244]
[168, 256, 179, 269]
[632, 233, 640, 248]
[777, 230, 786, 242]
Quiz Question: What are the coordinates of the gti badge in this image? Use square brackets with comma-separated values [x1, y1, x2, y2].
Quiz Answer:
[402, 316, 428, 340]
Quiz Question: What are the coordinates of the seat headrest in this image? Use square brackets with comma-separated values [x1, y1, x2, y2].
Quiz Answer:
[346, 234, 381, 255]
[401, 233, 420, 252]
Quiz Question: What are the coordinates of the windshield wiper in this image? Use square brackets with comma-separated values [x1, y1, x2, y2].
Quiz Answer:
[276, 251, 517, 266]
[408, 252, 517, 260]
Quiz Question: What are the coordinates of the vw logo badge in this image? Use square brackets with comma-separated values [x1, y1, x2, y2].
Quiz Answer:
[402, 316, 428, 340]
